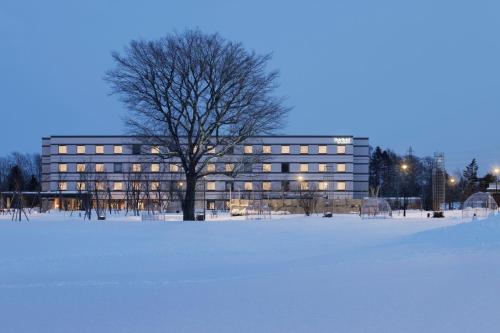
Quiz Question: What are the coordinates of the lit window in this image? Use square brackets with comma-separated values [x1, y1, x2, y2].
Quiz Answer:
[96, 182, 105, 191]
[318, 164, 327, 172]
[262, 181, 272, 191]
[318, 145, 327, 154]
[318, 182, 328, 191]
[207, 163, 216, 173]
[281, 145, 290, 154]
[114, 145, 123, 154]
[244, 182, 253, 191]
[337, 145, 346, 154]
[169, 164, 179, 172]
[76, 164, 86, 172]
[262, 163, 272, 172]
[262, 145, 272, 154]
[300, 145, 309, 154]
[95, 145, 104, 154]
[58, 182, 67, 191]
[76, 182, 85, 191]
[337, 163, 346, 172]
[151, 163, 160, 172]
[132, 181, 141, 190]
[58, 145, 67, 154]
[300, 181, 309, 190]
[299, 163, 309, 172]
[151, 146, 160, 154]
[207, 181, 216, 191]
[113, 182, 123, 191]
[207, 146, 215, 154]
[150, 182, 160, 191]
[77, 145, 85, 154]
[177, 181, 184, 190]
[58, 163, 67, 172]
[336, 181, 346, 191]
[244, 145, 253, 154]
[95, 163, 105, 172]
[225, 163, 234, 173]
[132, 164, 141, 172]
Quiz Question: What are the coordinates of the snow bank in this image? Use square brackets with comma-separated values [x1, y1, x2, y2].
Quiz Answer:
[404, 213, 500, 249]
[1, 212, 499, 332]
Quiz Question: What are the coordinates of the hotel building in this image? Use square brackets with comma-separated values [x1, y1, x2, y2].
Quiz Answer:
[41, 135, 369, 211]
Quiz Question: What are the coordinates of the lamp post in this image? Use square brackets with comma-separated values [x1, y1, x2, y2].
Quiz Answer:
[297, 175, 303, 210]
[494, 168, 499, 194]
[178, 181, 184, 214]
[203, 176, 206, 219]
[297, 175, 304, 192]
[401, 163, 409, 217]
[448, 177, 456, 210]
[494, 168, 499, 209]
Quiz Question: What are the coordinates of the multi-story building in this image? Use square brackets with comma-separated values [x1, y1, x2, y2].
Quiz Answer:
[41, 135, 369, 211]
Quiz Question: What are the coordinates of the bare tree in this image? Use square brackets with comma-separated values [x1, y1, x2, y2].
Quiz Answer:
[105, 30, 289, 220]
[123, 165, 144, 217]
[297, 183, 320, 216]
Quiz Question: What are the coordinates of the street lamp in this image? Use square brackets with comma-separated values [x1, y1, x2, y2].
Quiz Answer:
[297, 175, 304, 192]
[296, 175, 304, 210]
[448, 177, 456, 210]
[494, 168, 499, 208]
[203, 176, 206, 219]
[494, 168, 499, 193]
[400, 163, 409, 217]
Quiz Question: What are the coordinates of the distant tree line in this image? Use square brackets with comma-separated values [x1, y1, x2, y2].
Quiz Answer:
[0, 152, 42, 192]
[369, 147, 495, 210]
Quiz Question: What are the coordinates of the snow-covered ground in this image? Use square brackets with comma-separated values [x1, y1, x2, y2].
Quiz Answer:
[1, 211, 500, 332]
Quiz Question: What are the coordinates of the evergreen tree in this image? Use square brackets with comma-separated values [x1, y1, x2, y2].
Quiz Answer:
[462, 159, 479, 198]
[7, 165, 24, 191]
[369, 146, 384, 196]
[479, 173, 495, 192]
[26, 175, 40, 191]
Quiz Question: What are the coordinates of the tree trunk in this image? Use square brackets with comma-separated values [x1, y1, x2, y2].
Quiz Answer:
[183, 176, 197, 221]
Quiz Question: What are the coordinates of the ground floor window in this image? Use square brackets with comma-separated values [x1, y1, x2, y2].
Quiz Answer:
[207, 200, 216, 210]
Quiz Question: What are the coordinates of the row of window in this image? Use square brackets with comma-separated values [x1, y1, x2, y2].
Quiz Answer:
[57, 162, 348, 173]
[58, 163, 177, 173]
[57, 144, 155, 155]
[57, 144, 347, 155]
[57, 180, 347, 192]
[240, 145, 346, 155]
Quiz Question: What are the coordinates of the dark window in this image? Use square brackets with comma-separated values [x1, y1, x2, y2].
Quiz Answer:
[281, 163, 290, 173]
[226, 146, 234, 154]
[244, 163, 253, 173]
[207, 200, 216, 210]
[282, 181, 290, 192]
[225, 181, 234, 191]
[132, 144, 141, 155]
[113, 163, 123, 173]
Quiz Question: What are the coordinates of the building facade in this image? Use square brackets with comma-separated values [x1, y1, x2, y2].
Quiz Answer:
[41, 135, 369, 211]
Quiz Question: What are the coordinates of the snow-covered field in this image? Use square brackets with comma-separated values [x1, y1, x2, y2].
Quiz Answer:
[1, 211, 500, 333]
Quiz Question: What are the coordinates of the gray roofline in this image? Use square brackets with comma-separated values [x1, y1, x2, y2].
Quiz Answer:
[44, 135, 369, 139]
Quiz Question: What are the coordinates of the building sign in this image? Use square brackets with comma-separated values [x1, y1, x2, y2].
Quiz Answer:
[333, 137, 352, 145]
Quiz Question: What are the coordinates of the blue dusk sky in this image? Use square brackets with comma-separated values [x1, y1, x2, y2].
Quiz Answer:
[1, 0, 499, 173]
